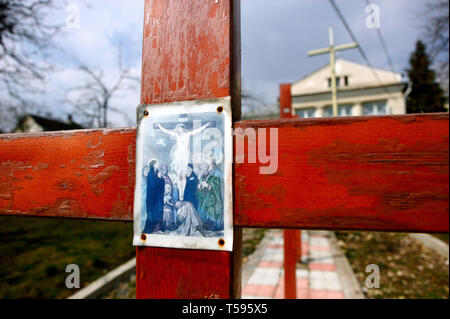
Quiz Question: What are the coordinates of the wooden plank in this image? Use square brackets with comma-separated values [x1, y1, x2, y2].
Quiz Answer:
[136, 228, 242, 299]
[136, 246, 233, 298]
[136, 0, 241, 299]
[283, 229, 297, 299]
[234, 113, 449, 233]
[140, 0, 241, 122]
[1, 114, 448, 234]
[0, 128, 135, 221]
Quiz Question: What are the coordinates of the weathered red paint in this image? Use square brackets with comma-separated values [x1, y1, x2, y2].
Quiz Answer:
[279, 83, 296, 118]
[283, 229, 297, 299]
[295, 230, 301, 261]
[234, 114, 449, 233]
[137, 0, 242, 299]
[137, 228, 242, 299]
[0, 128, 135, 221]
[1, 114, 448, 234]
[141, 0, 241, 121]
[280, 83, 301, 298]
[282, 229, 299, 298]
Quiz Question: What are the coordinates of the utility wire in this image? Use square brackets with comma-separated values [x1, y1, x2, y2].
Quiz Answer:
[364, 0, 396, 73]
[328, 0, 397, 96]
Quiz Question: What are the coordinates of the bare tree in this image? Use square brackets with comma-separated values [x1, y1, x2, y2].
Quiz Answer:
[0, 0, 63, 131]
[242, 89, 265, 115]
[0, 0, 62, 100]
[65, 46, 139, 128]
[421, 0, 449, 91]
[241, 88, 279, 119]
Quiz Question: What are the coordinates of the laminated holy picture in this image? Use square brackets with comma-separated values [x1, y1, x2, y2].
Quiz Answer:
[133, 98, 233, 251]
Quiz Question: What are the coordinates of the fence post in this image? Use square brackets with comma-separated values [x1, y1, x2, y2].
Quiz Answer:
[136, 0, 241, 299]
[283, 229, 297, 299]
[295, 229, 301, 262]
[280, 83, 300, 298]
[279, 83, 293, 118]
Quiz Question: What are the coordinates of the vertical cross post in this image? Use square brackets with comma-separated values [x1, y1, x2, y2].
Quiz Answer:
[136, 0, 241, 299]
[279, 83, 300, 299]
[294, 230, 301, 262]
[283, 229, 297, 299]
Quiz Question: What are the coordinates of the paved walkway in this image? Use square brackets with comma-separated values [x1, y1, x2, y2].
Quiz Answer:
[242, 230, 353, 299]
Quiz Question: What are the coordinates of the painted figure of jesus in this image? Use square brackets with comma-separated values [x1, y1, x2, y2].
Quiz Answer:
[157, 122, 211, 200]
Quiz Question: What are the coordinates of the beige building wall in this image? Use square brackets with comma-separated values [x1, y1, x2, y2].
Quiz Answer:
[290, 59, 406, 117]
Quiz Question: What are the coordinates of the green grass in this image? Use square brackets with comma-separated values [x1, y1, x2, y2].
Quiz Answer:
[0, 216, 134, 299]
[336, 231, 449, 299]
[242, 228, 267, 258]
[0, 216, 267, 299]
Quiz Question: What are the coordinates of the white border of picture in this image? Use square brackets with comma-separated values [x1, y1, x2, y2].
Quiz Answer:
[133, 97, 233, 252]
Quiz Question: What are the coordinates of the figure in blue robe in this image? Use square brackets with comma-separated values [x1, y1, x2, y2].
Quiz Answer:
[143, 160, 165, 233]
[183, 163, 199, 210]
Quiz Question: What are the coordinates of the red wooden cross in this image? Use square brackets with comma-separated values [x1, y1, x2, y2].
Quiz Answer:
[0, 0, 448, 299]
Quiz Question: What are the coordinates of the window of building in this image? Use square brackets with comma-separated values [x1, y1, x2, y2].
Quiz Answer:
[327, 77, 341, 88]
[344, 76, 349, 86]
[362, 100, 387, 115]
[339, 104, 353, 116]
[295, 108, 316, 118]
[323, 104, 353, 117]
[323, 106, 333, 117]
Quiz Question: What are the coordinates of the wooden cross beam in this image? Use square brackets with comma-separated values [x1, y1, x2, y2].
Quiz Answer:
[2, 114, 448, 229]
[0, 0, 449, 299]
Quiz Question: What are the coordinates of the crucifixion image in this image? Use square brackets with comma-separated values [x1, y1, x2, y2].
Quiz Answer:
[157, 121, 211, 199]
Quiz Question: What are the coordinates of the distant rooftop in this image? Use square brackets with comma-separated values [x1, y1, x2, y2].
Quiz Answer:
[13, 114, 83, 133]
[291, 59, 404, 97]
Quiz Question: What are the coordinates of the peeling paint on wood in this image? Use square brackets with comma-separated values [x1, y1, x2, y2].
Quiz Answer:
[136, 0, 241, 299]
[234, 113, 449, 233]
[1, 114, 447, 232]
[0, 128, 135, 221]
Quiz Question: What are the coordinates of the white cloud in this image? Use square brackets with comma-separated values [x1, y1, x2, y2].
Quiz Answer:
[35, 0, 144, 127]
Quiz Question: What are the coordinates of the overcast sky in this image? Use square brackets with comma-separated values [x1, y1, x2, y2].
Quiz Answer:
[36, 0, 434, 126]
[242, 0, 430, 102]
